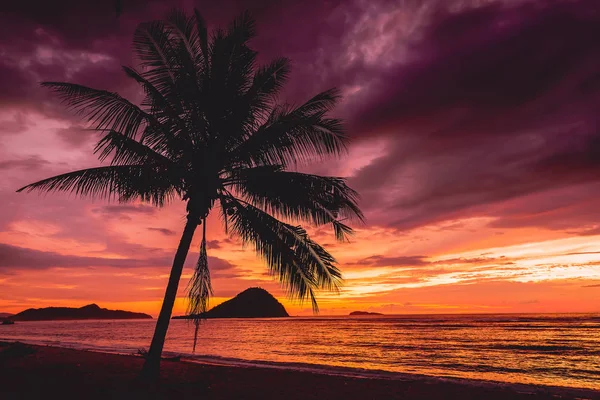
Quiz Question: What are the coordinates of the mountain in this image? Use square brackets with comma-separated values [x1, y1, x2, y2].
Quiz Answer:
[10, 304, 152, 321]
[349, 311, 383, 316]
[0, 313, 13, 319]
[174, 288, 289, 319]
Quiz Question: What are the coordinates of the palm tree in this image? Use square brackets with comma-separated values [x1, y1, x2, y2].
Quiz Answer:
[17, 9, 362, 378]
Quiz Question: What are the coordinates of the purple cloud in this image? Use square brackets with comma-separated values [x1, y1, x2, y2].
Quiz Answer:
[0, 242, 235, 272]
[92, 204, 157, 219]
[344, 0, 600, 230]
[0, 156, 51, 171]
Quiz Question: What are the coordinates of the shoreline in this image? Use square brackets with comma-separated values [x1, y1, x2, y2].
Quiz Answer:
[1, 341, 598, 399]
[2, 337, 598, 394]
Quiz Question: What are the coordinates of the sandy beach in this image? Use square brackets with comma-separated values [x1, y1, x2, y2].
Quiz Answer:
[0, 341, 597, 400]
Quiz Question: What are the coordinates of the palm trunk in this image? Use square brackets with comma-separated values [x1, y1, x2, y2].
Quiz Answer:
[141, 214, 198, 379]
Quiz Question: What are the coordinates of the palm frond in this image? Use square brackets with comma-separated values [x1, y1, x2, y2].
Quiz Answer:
[41, 82, 146, 137]
[165, 9, 198, 61]
[193, 9, 210, 69]
[222, 194, 343, 311]
[187, 219, 212, 352]
[296, 88, 341, 114]
[94, 129, 174, 166]
[209, 12, 257, 97]
[229, 57, 290, 137]
[248, 57, 290, 104]
[210, 59, 290, 154]
[16, 165, 180, 206]
[122, 66, 184, 125]
[132, 20, 184, 109]
[122, 66, 192, 156]
[228, 10, 257, 45]
[231, 88, 348, 167]
[227, 166, 362, 241]
[133, 20, 176, 75]
[200, 16, 260, 151]
[165, 9, 207, 105]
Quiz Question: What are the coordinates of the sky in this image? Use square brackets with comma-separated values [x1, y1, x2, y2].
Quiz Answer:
[1, 0, 599, 316]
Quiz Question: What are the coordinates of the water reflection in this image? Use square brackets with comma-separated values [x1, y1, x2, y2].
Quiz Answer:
[1, 314, 598, 390]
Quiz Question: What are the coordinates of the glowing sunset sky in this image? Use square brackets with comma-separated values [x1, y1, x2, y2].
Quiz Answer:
[1, 0, 599, 316]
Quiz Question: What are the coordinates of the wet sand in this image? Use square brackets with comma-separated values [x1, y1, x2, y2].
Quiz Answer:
[0, 341, 597, 399]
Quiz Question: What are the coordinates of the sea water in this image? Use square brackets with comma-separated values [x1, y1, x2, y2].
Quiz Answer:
[1, 314, 599, 390]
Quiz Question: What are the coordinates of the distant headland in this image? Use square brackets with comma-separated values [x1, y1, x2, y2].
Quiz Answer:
[174, 287, 289, 319]
[349, 311, 383, 316]
[8, 304, 152, 321]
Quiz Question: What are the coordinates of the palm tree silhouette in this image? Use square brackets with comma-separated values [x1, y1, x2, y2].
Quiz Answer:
[17, 9, 363, 378]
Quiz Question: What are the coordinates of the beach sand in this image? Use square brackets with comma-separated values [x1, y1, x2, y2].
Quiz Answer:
[0, 341, 597, 399]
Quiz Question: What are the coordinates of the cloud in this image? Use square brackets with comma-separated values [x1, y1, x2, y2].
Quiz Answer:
[92, 204, 157, 218]
[0, 155, 51, 171]
[519, 299, 540, 305]
[2, 0, 600, 314]
[344, 0, 600, 230]
[350, 0, 600, 134]
[205, 240, 221, 249]
[0, 242, 236, 272]
[0, 62, 38, 108]
[55, 126, 96, 148]
[356, 255, 429, 267]
[200, 256, 236, 272]
[0, 111, 30, 134]
[147, 227, 176, 236]
[434, 255, 513, 267]
[0, 242, 163, 270]
[0, 0, 354, 114]
[0, 0, 168, 114]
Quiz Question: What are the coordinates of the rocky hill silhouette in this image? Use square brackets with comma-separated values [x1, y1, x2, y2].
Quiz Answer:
[10, 304, 152, 321]
[174, 287, 288, 319]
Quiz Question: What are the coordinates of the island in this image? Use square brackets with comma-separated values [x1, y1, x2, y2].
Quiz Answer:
[173, 287, 289, 319]
[349, 311, 383, 316]
[9, 304, 152, 321]
[0, 313, 14, 325]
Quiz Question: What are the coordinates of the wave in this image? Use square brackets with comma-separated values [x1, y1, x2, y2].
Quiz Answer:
[3, 315, 600, 392]
[489, 344, 584, 352]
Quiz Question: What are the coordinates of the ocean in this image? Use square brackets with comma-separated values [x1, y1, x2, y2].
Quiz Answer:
[1, 314, 599, 390]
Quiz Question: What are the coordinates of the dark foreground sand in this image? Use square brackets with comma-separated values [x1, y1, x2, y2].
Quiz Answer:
[0, 342, 598, 400]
